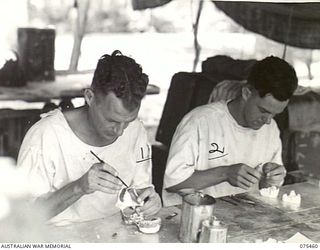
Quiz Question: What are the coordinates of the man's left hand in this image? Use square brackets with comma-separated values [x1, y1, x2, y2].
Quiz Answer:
[135, 187, 162, 218]
[261, 162, 286, 187]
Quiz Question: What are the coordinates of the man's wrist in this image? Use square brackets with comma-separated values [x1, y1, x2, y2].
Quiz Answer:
[73, 179, 87, 196]
[213, 165, 229, 183]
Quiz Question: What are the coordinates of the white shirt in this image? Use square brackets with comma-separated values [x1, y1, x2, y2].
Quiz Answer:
[162, 101, 282, 206]
[17, 109, 152, 224]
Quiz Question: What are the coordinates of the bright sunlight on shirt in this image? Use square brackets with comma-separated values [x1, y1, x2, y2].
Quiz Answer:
[163, 101, 282, 206]
[17, 109, 152, 225]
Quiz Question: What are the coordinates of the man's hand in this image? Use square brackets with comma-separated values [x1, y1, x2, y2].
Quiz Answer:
[135, 187, 161, 218]
[225, 163, 261, 190]
[260, 162, 286, 188]
[209, 80, 245, 103]
[78, 162, 123, 194]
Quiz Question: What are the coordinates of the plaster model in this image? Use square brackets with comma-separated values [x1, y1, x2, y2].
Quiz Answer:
[116, 188, 161, 234]
[137, 217, 162, 234]
[259, 186, 280, 198]
[282, 190, 301, 205]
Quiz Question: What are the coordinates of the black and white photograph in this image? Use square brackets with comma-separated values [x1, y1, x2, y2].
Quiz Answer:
[0, 0, 320, 248]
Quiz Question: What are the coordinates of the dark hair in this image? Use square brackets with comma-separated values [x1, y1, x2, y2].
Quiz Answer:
[247, 56, 298, 101]
[91, 50, 149, 110]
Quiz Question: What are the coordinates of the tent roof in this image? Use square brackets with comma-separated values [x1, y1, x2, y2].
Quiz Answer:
[132, 0, 320, 49]
[214, 2, 320, 49]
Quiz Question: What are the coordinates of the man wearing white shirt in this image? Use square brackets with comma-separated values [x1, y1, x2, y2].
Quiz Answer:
[18, 50, 161, 224]
[163, 56, 298, 206]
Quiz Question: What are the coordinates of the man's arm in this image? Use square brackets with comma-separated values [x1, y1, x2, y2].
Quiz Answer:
[167, 163, 261, 193]
[35, 162, 122, 219]
[35, 179, 85, 219]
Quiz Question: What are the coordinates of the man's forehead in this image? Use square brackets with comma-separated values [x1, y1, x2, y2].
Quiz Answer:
[100, 92, 139, 120]
[259, 94, 289, 113]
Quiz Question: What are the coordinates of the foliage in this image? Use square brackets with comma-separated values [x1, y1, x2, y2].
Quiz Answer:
[28, 0, 177, 34]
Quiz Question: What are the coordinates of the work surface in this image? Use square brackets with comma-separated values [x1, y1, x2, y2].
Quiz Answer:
[0, 74, 160, 102]
[46, 182, 320, 243]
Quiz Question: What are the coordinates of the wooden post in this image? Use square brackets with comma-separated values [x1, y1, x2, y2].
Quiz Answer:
[192, 0, 204, 72]
[69, 0, 90, 72]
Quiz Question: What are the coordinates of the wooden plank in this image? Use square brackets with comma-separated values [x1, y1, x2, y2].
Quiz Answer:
[246, 182, 320, 215]
[214, 198, 294, 240]
[45, 183, 320, 243]
[46, 201, 296, 243]
[230, 221, 320, 243]
[47, 207, 180, 243]
[0, 74, 160, 102]
[288, 207, 320, 223]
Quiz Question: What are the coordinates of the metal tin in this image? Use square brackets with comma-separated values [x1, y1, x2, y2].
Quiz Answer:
[199, 217, 228, 243]
[178, 192, 216, 243]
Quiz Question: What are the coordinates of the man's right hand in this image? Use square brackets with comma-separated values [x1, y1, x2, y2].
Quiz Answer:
[225, 163, 261, 190]
[78, 162, 123, 194]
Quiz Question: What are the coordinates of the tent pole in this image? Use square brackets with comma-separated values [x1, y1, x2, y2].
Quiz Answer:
[282, 44, 287, 60]
[192, 0, 204, 72]
[282, 6, 294, 60]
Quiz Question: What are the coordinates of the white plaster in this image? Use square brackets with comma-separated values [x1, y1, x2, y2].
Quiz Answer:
[259, 186, 280, 198]
[137, 217, 161, 234]
[282, 190, 301, 205]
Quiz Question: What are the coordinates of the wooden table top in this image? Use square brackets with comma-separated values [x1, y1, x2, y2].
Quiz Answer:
[0, 74, 160, 102]
[217, 182, 320, 242]
[46, 182, 320, 243]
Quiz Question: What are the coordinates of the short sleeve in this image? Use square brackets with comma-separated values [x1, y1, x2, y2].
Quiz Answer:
[17, 124, 58, 198]
[162, 114, 199, 206]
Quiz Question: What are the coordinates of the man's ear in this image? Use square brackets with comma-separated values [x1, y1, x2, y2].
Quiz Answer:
[84, 88, 95, 106]
[242, 86, 252, 101]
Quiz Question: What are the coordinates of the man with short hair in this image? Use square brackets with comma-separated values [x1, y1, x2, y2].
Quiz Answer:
[18, 50, 161, 223]
[163, 56, 298, 206]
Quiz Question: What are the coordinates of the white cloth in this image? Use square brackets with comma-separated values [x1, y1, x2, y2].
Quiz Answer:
[17, 109, 152, 224]
[162, 101, 282, 207]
